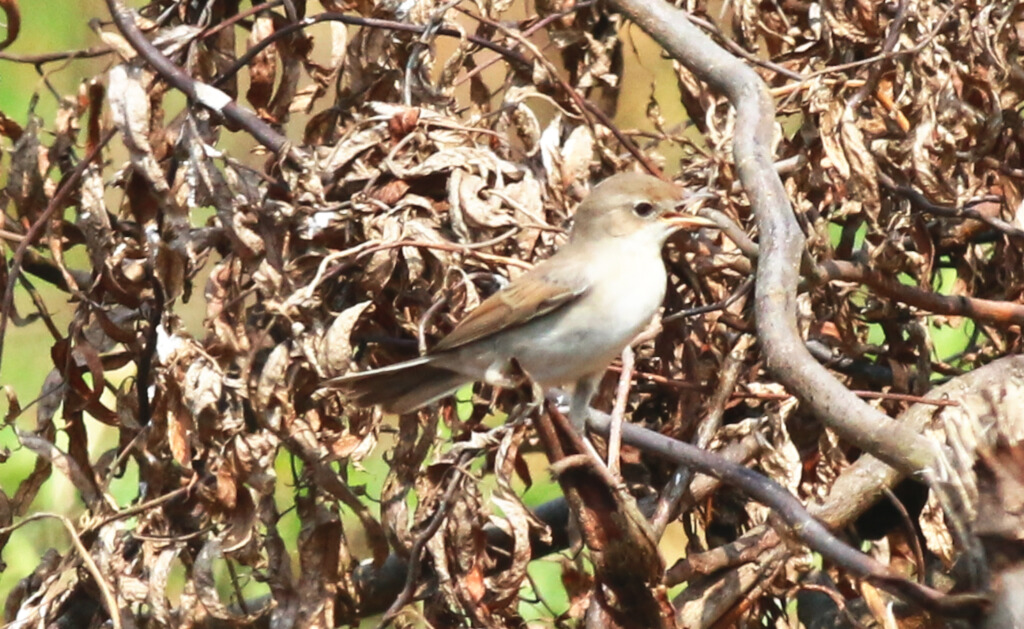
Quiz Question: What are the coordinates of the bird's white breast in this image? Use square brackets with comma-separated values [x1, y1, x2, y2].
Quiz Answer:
[487, 240, 668, 386]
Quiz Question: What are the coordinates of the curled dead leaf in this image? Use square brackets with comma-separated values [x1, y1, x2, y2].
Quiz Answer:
[321, 300, 372, 375]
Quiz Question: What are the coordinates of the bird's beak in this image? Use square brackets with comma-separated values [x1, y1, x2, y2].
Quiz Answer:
[660, 190, 718, 230]
[659, 211, 718, 230]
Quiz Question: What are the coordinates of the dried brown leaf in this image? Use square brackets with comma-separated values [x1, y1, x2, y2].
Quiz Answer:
[17, 429, 100, 509]
[192, 539, 266, 623]
[108, 64, 168, 193]
[145, 545, 179, 626]
[166, 389, 194, 468]
[246, 14, 277, 112]
[321, 300, 371, 375]
[255, 342, 291, 414]
[560, 124, 595, 185]
[5, 115, 47, 220]
[450, 170, 515, 230]
[266, 20, 307, 124]
[486, 424, 544, 605]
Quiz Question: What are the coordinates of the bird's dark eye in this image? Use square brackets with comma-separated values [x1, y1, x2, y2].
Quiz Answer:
[633, 201, 656, 217]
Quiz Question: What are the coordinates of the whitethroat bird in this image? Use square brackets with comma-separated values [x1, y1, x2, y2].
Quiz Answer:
[322, 172, 716, 431]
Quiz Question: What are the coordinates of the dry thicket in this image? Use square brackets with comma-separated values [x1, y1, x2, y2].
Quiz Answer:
[2, 0, 1024, 627]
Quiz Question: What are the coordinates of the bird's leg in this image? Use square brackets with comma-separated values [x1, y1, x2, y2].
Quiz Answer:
[564, 373, 619, 476]
[568, 374, 601, 434]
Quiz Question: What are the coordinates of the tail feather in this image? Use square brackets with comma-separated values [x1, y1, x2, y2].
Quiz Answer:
[323, 358, 471, 414]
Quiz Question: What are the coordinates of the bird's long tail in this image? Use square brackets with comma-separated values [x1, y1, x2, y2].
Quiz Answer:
[322, 357, 471, 414]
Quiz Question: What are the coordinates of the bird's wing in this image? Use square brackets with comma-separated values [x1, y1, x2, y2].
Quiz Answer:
[433, 262, 590, 352]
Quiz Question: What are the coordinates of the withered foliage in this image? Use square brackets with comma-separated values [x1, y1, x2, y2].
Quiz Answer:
[2, 0, 1024, 627]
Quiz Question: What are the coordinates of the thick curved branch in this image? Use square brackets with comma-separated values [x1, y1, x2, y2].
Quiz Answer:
[661, 354, 1024, 624]
[604, 0, 938, 476]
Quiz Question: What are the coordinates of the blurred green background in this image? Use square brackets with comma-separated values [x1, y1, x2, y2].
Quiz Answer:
[1, 0, 110, 607]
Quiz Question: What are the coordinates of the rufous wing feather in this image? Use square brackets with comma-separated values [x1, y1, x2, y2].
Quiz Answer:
[433, 263, 590, 352]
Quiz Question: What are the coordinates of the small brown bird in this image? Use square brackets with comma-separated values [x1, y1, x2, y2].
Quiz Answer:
[322, 172, 715, 430]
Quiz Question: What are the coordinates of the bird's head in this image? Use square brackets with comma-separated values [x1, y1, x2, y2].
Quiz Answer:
[570, 172, 715, 247]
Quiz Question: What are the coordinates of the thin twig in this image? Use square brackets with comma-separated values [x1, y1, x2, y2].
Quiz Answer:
[846, 0, 912, 111]
[664, 275, 753, 322]
[199, 0, 284, 40]
[211, 12, 532, 87]
[617, 364, 959, 407]
[462, 9, 664, 178]
[607, 346, 634, 477]
[771, 0, 961, 100]
[685, 13, 804, 81]
[819, 259, 1024, 328]
[0, 45, 113, 64]
[1, 513, 124, 629]
[452, 1, 596, 88]
[356, 238, 533, 269]
[377, 458, 471, 628]
[651, 334, 753, 536]
[878, 171, 1024, 240]
[881, 486, 927, 585]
